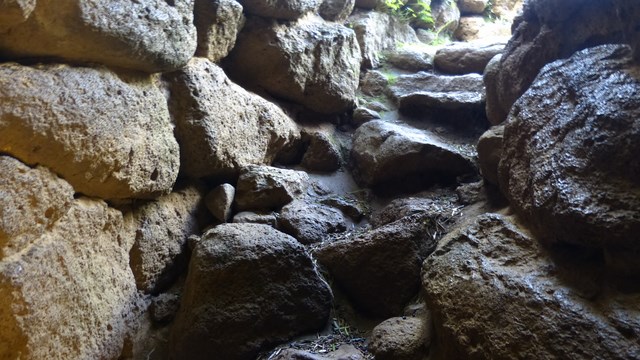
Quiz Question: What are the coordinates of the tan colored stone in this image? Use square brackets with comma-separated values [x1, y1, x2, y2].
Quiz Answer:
[0, 198, 142, 360]
[237, 0, 321, 20]
[0, 0, 196, 72]
[0, 156, 74, 257]
[167, 58, 299, 179]
[0, 0, 35, 31]
[127, 184, 206, 294]
[227, 15, 361, 114]
[0, 63, 180, 200]
[194, 0, 245, 63]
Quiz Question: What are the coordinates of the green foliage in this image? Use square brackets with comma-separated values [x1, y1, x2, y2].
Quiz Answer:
[380, 0, 434, 27]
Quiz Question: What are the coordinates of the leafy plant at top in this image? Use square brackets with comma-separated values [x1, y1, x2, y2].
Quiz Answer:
[379, 0, 434, 27]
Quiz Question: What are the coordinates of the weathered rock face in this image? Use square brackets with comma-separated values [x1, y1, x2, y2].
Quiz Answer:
[0, 198, 141, 360]
[483, 53, 503, 125]
[128, 184, 205, 294]
[237, 0, 321, 20]
[498, 45, 640, 257]
[0, 63, 180, 200]
[169, 224, 333, 360]
[167, 58, 299, 179]
[315, 214, 436, 317]
[319, 0, 355, 22]
[232, 211, 278, 226]
[487, 0, 625, 124]
[434, 42, 505, 74]
[0, 0, 196, 72]
[432, 0, 461, 35]
[476, 125, 503, 185]
[0, 0, 35, 31]
[277, 200, 347, 244]
[370, 191, 459, 229]
[385, 48, 434, 72]
[348, 11, 419, 69]
[369, 317, 430, 360]
[194, 0, 245, 63]
[226, 16, 361, 114]
[205, 183, 236, 223]
[234, 165, 310, 211]
[490, 0, 522, 18]
[423, 213, 640, 359]
[389, 72, 487, 128]
[359, 70, 389, 97]
[0, 156, 74, 257]
[457, 0, 488, 15]
[351, 120, 477, 191]
[301, 129, 343, 172]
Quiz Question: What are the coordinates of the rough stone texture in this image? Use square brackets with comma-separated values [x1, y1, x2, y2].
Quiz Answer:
[352, 107, 381, 127]
[351, 120, 476, 191]
[0, 0, 35, 32]
[432, 0, 461, 35]
[487, 0, 625, 125]
[127, 184, 205, 294]
[273, 345, 365, 360]
[454, 16, 511, 42]
[389, 72, 487, 127]
[315, 214, 436, 317]
[0, 0, 196, 73]
[234, 165, 310, 211]
[476, 125, 503, 186]
[205, 183, 236, 223]
[150, 293, 181, 325]
[385, 48, 434, 72]
[319, 0, 355, 22]
[167, 58, 299, 180]
[278, 200, 347, 244]
[370, 191, 459, 228]
[320, 195, 368, 221]
[490, 0, 522, 19]
[498, 45, 640, 258]
[423, 213, 640, 360]
[434, 42, 505, 74]
[457, 0, 487, 14]
[359, 70, 389, 97]
[0, 156, 74, 257]
[226, 16, 361, 114]
[369, 317, 429, 360]
[237, 0, 321, 20]
[232, 211, 278, 226]
[347, 11, 419, 69]
[169, 224, 333, 360]
[0, 63, 180, 200]
[0, 198, 142, 360]
[194, 0, 245, 63]
[483, 53, 503, 126]
[301, 129, 343, 172]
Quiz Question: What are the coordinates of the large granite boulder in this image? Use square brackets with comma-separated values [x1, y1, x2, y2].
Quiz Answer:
[167, 58, 299, 180]
[237, 0, 321, 20]
[431, 0, 461, 35]
[0, 156, 74, 257]
[486, 0, 626, 124]
[351, 120, 476, 192]
[0, 63, 180, 200]
[369, 316, 430, 360]
[0, 0, 196, 72]
[423, 213, 640, 359]
[347, 11, 419, 69]
[0, 198, 142, 360]
[434, 42, 505, 74]
[127, 183, 206, 294]
[315, 214, 437, 317]
[194, 0, 245, 63]
[498, 45, 640, 265]
[389, 72, 487, 128]
[457, 0, 488, 15]
[169, 224, 333, 360]
[226, 16, 361, 114]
